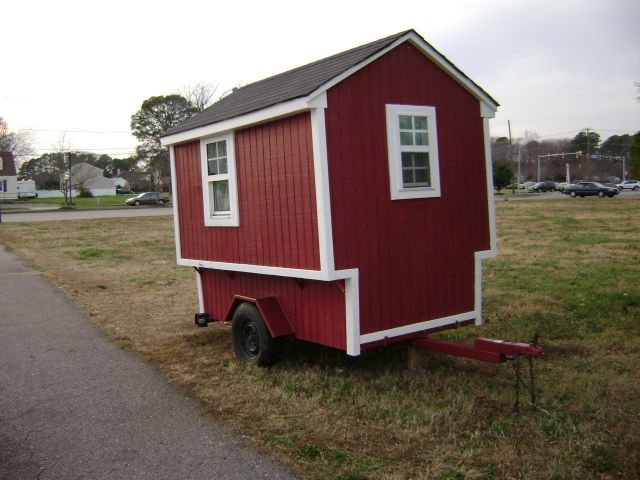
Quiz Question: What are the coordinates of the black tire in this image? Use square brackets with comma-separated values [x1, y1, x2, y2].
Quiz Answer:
[158, 199, 164, 205]
[598, 191, 605, 198]
[570, 191, 576, 198]
[134, 200, 140, 206]
[634, 186, 639, 191]
[231, 302, 280, 366]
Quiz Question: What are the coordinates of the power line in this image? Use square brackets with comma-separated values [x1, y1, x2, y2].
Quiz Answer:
[16, 128, 133, 134]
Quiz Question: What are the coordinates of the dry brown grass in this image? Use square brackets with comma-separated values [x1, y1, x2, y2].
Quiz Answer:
[1, 198, 639, 479]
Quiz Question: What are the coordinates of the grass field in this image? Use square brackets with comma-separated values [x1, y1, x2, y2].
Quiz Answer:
[26, 194, 138, 207]
[1, 198, 638, 479]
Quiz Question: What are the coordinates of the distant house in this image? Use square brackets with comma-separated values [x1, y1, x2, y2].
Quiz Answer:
[111, 176, 131, 190]
[69, 163, 115, 196]
[0, 152, 18, 200]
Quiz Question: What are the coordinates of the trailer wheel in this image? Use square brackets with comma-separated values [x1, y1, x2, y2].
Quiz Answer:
[231, 302, 280, 366]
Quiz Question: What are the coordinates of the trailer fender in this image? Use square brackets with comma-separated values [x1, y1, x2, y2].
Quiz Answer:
[225, 294, 294, 338]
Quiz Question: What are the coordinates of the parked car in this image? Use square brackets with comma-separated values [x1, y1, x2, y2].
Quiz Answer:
[125, 192, 170, 206]
[601, 182, 621, 192]
[116, 187, 134, 194]
[562, 181, 619, 198]
[616, 180, 640, 191]
[529, 181, 557, 192]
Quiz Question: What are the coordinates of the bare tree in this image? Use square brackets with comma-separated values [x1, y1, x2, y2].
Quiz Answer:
[0, 117, 34, 163]
[180, 82, 218, 112]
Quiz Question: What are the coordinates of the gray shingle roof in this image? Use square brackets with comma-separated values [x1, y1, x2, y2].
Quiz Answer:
[164, 30, 412, 137]
[164, 29, 497, 138]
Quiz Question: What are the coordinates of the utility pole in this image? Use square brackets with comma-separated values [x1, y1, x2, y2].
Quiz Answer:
[508, 120, 517, 192]
[68, 152, 73, 206]
[585, 128, 591, 180]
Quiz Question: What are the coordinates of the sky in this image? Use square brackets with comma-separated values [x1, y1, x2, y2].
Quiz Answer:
[2, 0, 639, 160]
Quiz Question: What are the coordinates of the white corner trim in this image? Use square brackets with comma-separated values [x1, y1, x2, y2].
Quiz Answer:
[343, 270, 360, 356]
[194, 268, 205, 313]
[168, 145, 183, 264]
[474, 250, 495, 327]
[480, 102, 496, 119]
[483, 117, 498, 254]
[473, 116, 498, 327]
[309, 94, 336, 276]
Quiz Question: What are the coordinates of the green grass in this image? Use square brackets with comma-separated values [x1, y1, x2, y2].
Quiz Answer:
[27, 194, 136, 207]
[1, 198, 638, 479]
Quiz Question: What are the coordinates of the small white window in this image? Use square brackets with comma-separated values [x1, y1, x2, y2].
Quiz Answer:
[385, 104, 440, 200]
[201, 133, 239, 227]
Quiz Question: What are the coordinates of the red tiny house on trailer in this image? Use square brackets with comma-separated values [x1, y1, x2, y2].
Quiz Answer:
[162, 30, 499, 364]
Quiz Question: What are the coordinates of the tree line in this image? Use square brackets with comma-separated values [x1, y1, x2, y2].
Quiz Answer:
[492, 129, 640, 190]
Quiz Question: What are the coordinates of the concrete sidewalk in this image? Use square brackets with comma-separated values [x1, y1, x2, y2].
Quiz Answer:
[0, 245, 299, 480]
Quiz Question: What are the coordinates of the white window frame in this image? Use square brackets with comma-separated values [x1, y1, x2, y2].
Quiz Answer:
[200, 132, 239, 227]
[385, 104, 441, 200]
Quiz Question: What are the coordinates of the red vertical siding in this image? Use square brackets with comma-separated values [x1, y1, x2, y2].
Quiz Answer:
[173, 113, 320, 270]
[201, 269, 347, 351]
[325, 42, 491, 336]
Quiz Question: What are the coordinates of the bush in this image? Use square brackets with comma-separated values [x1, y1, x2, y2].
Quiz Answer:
[77, 186, 93, 198]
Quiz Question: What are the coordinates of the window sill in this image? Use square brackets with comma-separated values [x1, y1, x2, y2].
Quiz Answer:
[391, 187, 441, 200]
[204, 216, 239, 227]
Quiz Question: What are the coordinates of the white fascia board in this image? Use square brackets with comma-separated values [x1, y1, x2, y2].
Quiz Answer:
[308, 31, 498, 114]
[161, 97, 311, 146]
[360, 311, 477, 346]
[177, 257, 358, 282]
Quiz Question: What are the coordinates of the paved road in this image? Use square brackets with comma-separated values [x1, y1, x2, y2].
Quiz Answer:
[0, 206, 173, 223]
[0, 246, 299, 480]
[494, 190, 640, 201]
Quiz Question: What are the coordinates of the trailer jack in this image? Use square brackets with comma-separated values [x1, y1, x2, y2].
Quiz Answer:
[195, 312, 212, 327]
[414, 337, 544, 412]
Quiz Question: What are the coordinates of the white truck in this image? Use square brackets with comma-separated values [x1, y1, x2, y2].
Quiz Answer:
[16, 180, 38, 199]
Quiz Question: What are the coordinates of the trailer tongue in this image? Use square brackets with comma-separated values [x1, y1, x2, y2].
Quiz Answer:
[414, 337, 543, 364]
[414, 336, 544, 411]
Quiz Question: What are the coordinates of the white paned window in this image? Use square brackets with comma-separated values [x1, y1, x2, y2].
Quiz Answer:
[201, 133, 239, 226]
[385, 104, 441, 200]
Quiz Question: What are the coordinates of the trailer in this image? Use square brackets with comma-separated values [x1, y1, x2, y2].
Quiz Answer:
[17, 180, 38, 199]
[161, 30, 506, 366]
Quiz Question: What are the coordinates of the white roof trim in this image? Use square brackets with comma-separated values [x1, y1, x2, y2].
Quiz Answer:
[161, 97, 310, 146]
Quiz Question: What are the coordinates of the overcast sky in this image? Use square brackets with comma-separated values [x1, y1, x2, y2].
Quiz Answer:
[2, 0, 639, 159]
